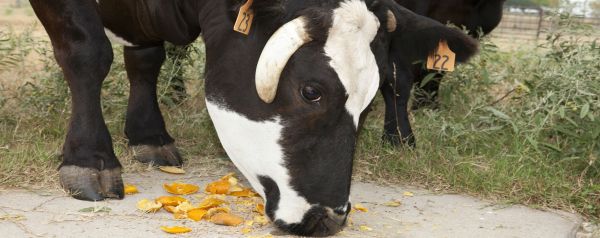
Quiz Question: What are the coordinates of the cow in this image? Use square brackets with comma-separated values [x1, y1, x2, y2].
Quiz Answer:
[397, 0, 506, 38]
[380, 0, 506, 146]
[29, 0, 477, 236]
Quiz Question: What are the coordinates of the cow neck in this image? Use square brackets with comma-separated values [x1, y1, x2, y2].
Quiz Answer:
[200, 1, 283, 121]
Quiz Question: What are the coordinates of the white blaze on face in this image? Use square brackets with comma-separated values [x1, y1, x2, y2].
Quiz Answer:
[325, 0, 381, 128]
[205, 100, 311, 224]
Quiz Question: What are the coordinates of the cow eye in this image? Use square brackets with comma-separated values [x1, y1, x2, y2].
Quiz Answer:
[301, 86, 322, 102]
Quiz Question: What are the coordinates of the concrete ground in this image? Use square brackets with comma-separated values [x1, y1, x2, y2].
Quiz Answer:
[0, 170, 589, 238]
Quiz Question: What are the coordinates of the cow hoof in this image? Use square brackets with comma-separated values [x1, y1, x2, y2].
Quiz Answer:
[131, 143, 183, 166]
[382, 134, 416, 148]
[59, 166, 124, 201]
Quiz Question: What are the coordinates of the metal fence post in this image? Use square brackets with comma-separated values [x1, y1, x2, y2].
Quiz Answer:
[536, 8, 544, 41]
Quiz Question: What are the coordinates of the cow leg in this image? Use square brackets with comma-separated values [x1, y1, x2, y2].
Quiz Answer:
[412, 68, 443, 110]
[124, 45, 183, 166]
[30, 0, 123, 201]
[381, 63, 416, 147]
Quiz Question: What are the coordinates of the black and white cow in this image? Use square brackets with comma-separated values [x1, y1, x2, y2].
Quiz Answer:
[404, 0, 507, 109]
[380, 0, 505, 146]
[30, 0, 477, 236]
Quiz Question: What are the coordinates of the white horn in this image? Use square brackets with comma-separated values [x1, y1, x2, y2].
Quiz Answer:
[255, 17, 312, 103]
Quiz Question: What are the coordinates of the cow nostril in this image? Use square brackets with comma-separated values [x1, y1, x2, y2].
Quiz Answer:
[334, 202, 352, 216]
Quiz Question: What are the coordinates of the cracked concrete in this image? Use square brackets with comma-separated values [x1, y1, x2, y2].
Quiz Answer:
[0, 170, 585, 238]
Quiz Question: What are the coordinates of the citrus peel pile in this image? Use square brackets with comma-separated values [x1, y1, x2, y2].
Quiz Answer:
[131, 173, 270, 235]
[205, 173, 258, 197]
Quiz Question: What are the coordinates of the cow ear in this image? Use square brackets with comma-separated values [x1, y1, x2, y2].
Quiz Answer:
[388, 6, 479, 64]
[365, 0, 396, 32]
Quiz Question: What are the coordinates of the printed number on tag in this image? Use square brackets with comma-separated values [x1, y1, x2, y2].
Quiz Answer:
[234, 0, 254, 35]
[427, 40, 456, 72]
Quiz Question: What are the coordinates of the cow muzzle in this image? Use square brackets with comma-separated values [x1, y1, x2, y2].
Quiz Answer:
[274, 203, 351, 237]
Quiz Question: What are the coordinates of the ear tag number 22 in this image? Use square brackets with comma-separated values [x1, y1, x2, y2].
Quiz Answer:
[427, 40, 456, 72]
[234, 0, 254, 35]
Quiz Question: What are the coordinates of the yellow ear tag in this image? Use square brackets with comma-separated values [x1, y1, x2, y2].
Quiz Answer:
[234, 0, 254, 35]
[427, 40, 456, 72]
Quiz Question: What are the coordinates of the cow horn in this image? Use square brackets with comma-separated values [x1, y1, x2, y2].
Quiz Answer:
[255, 17, 312, 103]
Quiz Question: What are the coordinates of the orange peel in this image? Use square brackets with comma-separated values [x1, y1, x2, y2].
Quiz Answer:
[255, 203, 265, 215]
[159, 166, 186, 174]
[205, 180, 230, 194]
[136, 199, 162, 213]
[198, 197, 227, 210]
[206, 207, 231, 218]
[205, 173, 246, 195]
[229, 188, 257, 197]
[187, 208, 208, 221]
[174, 201, 196, 212]
[253, 215, 270, 226]
[210, 213, 244, 226]
[160, 226, 191, 234]
[173, 211, 187, 220]
[163, 205, 177, 213]
[163, 182, 199, 195]
[354, 204, 368, 212]
[241, 227, 253, 234]
[124, 184, 139, 195]
[155, 196, 188, 207]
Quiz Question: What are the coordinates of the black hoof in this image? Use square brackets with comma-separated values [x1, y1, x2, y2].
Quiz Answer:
[131, 143, 183, 166]
[382, 133, 416, 148]
[59, 166, 124, 201]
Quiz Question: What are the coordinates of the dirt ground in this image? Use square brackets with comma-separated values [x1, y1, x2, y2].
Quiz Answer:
[0, 170, 588, 238]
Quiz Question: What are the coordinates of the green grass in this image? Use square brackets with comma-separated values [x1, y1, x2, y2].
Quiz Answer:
[357, 17, 600, 218]
[0, 14, 598, 220]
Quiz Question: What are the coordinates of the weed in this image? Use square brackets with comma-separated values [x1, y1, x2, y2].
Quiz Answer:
[357, 12, 599, 219]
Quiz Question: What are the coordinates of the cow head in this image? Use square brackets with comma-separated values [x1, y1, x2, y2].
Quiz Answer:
[368, 0, 479, 76]
[205, 0, 477, 236]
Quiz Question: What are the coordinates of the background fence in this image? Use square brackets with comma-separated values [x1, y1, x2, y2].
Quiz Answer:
[491, 7, 600, 42]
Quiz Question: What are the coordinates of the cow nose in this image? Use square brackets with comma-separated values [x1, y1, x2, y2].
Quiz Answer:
[277, 205, 350, 237]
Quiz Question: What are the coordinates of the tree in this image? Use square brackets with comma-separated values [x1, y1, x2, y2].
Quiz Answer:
[591, 0, 600, 17]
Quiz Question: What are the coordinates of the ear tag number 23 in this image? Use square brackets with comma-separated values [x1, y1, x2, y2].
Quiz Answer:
[427, 40, 456, 72]
[234, 0, 254, 35]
